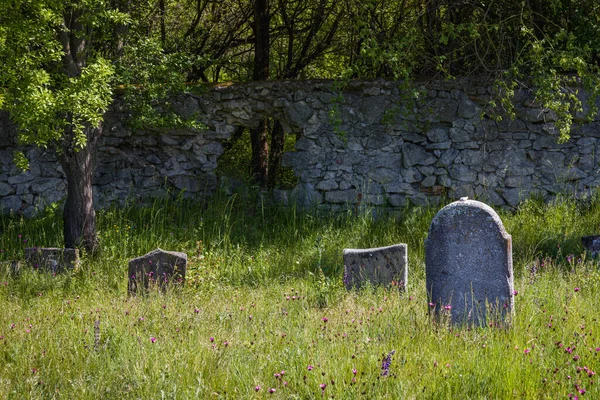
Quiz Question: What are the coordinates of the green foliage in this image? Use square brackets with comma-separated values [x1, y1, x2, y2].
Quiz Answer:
[116, 37, 203, 130]
[0, 1, 125, 149]
[492, 24, 600, 141]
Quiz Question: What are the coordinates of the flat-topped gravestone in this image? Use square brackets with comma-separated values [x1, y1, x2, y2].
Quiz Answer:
[128, 248, 187, 294]
[24, 248, 80, 273]
[343, 244, 408, 289]
[582, 236, 600, 258]
[425, 199, 514, 326]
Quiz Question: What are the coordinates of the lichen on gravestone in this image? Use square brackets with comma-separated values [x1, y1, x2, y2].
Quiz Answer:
[425, 198, 514, 326]
[343, 244, 408, 290]
[128, 248, 187, 295]
[24, 247, 80, 273]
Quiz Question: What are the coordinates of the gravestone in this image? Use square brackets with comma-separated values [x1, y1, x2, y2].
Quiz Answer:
[128, 248, 187, 294]
[343, 244, 408, 289]
[24, 247, 80, 273]
[582, 235, 600, 258]
[425, 199, 514, 326]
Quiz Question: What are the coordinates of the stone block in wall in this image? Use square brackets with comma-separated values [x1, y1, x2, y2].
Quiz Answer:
[388, 194, 408, 207]
[579, 155, 596, 170]
[438, 148, 459, 166]
[34, 189, 65, 209]
[421, 176, 437, 188]
[426, 141, 451, 150]
[369, 168, 397, 184]
[1, 194, 22, 212]
[497, 118, 526, 132]
[325, 190, 358, 204]
[356, 96, 389, 124]
[365, 133, 392, 149]
[402, 143, 436, 168]
[168, 175, 202, 193]
[577, 137, 597, 153]
[455, 150, 482, 165]
[438, 175, 452, 188]
[362, 194, 386, 205]
[417, 166, 435, 176]
[478, 189, 506, 207]
[316, 179, 338, 191]
[505, 176, 526, 188]
[501, 188, 527, 206]
[8, 171, 34, 185]
[31, 178, 63, 194]
[449, 127, 471, 142]
[517, 106, 557, 123]
[284, 100, 313, 129]
[290, 183, 322, 208]
[386, 182, 415, 195]
[427, 128, 449, 143]
[448, 164, 476, 182]
[403, 168, 423, 183]
[0, 182, 14, 196]
[428, 98, 458, 122]
[457, 92, 481, 119]
[172, 96, 199, 119]
[400, 131, 427, 143]
[558, 167, 587, 182]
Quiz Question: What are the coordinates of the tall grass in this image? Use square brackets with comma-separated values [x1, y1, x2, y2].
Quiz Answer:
[0, 190, 600, 398]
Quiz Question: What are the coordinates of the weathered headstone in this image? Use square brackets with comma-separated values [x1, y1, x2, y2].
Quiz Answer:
[425, 199, 514, 326]
[343, 244, 408, 289]
[24, 247, 80, 273]
[582, 235, 600, 258]
[128, 248, 187, 294]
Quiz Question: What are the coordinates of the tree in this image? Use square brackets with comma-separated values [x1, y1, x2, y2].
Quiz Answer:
[0, 0, 123, 252]
[0, 0, 192, 253]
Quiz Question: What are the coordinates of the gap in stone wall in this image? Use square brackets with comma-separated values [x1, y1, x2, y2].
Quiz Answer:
[216, 120, 299, 192]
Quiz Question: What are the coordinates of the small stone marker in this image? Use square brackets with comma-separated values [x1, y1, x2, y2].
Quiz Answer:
[343, 244, 408, 289]
[24, 247, 80, 273]
[582, 236, 600, 258]
[425, 199, 514, 326]
[128, 248, 187, 294]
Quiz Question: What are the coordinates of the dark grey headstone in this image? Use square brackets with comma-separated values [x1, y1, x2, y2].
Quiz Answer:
[24, 247, 80, 273]
[582, 235, 600, 258]
[343, 244, 408, 289]
[128, 248, 187, 294]
[425, 199, 514, 326]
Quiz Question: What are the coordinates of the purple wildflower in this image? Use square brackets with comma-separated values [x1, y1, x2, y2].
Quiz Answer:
[381, 350, 395, 376]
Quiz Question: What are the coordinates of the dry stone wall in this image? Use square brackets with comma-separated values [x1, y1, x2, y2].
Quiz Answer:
[1, 78, 600, 216]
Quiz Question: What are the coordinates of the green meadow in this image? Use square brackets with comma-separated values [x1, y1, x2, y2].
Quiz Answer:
[1, 191, 600, 399]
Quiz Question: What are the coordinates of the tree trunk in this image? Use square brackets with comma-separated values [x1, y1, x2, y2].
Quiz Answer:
[253, 0, 270, 81]
[267, 121, 285, 189]
[58, 124, 100, 254]
[250, 0, 270, 187]
[250, 119, 269, 187]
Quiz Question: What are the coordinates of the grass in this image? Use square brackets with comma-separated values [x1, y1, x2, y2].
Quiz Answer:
[1, 189, 600, 398]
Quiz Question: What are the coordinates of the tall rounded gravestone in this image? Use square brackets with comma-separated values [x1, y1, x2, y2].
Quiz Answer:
[425, 199, 514, 326]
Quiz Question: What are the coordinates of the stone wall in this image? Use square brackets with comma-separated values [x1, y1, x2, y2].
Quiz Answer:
[1, 78, 599, 216]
